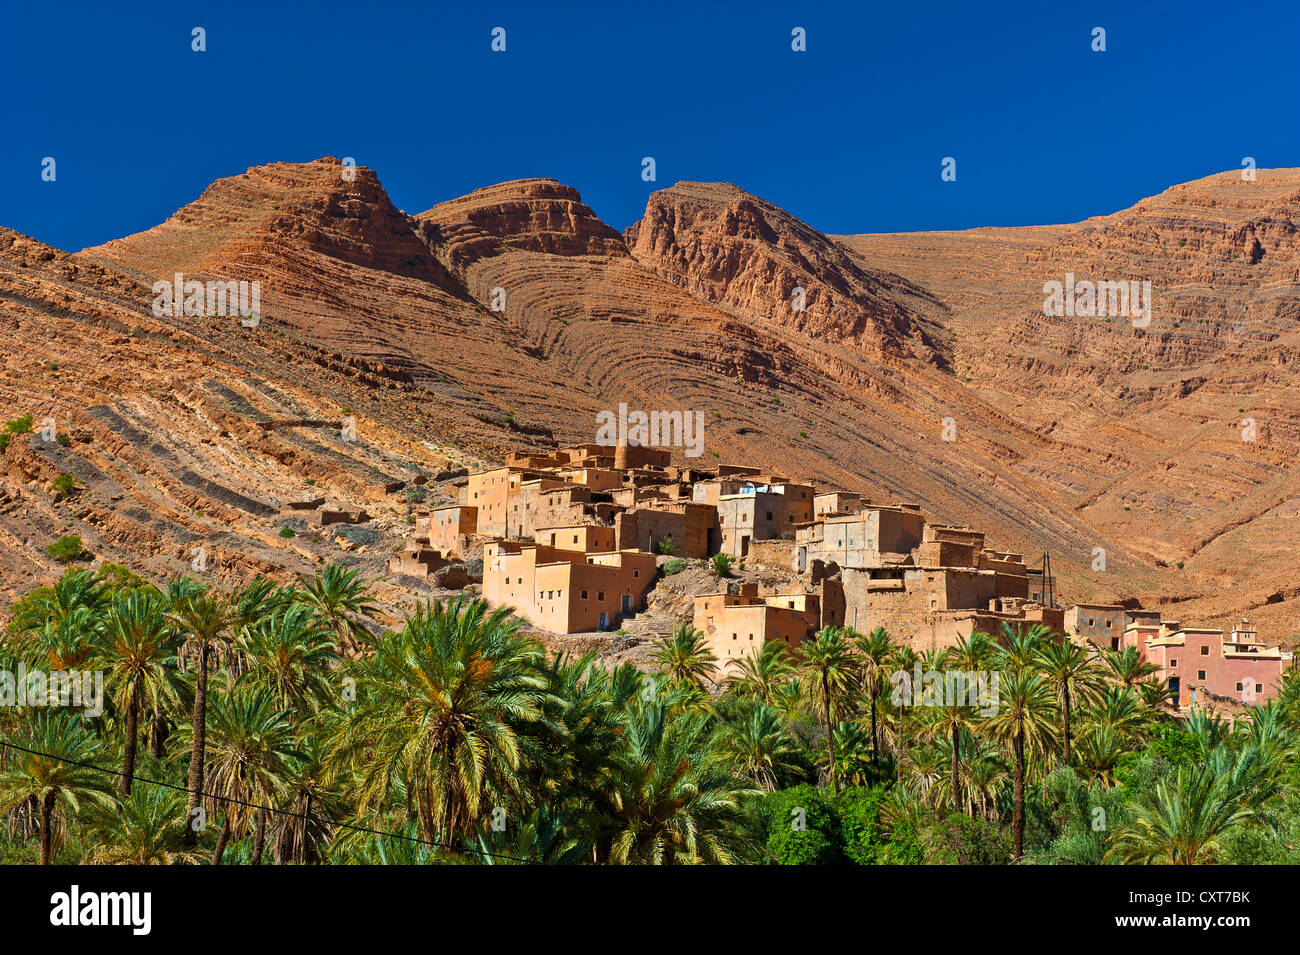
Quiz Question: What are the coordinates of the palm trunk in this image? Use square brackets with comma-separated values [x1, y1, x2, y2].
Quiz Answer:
[1061, 683, 1072, 763]
[869, 681, 879, 765]
[39, 790, 56, 865]
[185, 645, 210, 847]
[121, 682, 140, 796]
[951, 723, 961, 814]
[823, 672, 838, 793]
[1012, 729, 1026, 861]
[150, 710, 166, 758]
[211, 812, 232, 865]
[252, 807, 267, 864]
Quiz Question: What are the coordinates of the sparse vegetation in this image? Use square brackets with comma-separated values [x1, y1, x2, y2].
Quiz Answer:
[709, 552, 734, 577]
[662, 557, 687, 575]
[51, 473, 77, 501]
[0, 415, 34, 453]
[45, 535, 86, 563]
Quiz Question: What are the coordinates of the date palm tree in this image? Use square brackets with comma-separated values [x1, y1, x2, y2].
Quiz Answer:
[236, 601, 336, 710]
[853, 626, 896, 764]
[0, 711, 113, 864]
[298, 563, 378, 654]
[1106, 762, 1254, 864]
[97, 589, 181, 794]
[1104, 645, 1161, 689]
[985, 669, 1058, 859]
[917, 692, 982, 814]
[1035, 639, 1106, 762]
[324, 596, 553, 843]
[725, 639, 794, 704]
[166, 589, 235, 844]
[172, 686, 300, 864]
[605, 700, 760, 863]
[650, 625, 718, 692]
[798, 627, 859, 793]
[718, 702, 802, 791]
[84, 785, 204, 865]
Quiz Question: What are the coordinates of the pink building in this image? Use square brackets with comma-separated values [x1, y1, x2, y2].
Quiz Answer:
[1139, 619, 1290, 706]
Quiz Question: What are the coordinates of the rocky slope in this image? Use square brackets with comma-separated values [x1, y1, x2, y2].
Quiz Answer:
[2, 159, 1296, 644]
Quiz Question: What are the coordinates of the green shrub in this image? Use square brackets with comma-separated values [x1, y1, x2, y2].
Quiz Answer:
[0, 415, 35, 453]
[709, 553, 734, 577]
[655, 536, 676, 556]
[52, 473, 77, 500]
[834, 786, 887, 864]
[761, 784, 842, 865]
[46, 535, 86, 563]
[662, 557, 687, 576]
[279, 526, 296, 539]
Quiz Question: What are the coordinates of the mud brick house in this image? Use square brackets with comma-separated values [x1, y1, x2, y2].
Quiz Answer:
[536, 524, 615, 552]
[1135, 619, 1292, 706]
[693, 583, 823, 671]
[813, 491, 862, 519]
[428, 504, 478, 558]
[612, 443, 672, 470]
[795, 504, 926, 571]
[1064, 604, 1162, 651]
[464, 467, 522, 537]
[790, 505, 1045, 651]
[614, 501, 716, 557]
[388, 541, 450, 578]
[482, 540, 657, 633]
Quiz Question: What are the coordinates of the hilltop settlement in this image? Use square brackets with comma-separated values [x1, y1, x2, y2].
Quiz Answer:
[390, 441, 1292, 710]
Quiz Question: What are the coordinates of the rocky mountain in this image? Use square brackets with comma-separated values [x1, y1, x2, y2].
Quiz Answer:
[3, 159, 1297, 642]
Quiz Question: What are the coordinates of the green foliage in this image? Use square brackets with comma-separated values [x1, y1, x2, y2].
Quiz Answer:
[662, 557, 687, 575]
[921, 812, 1011, 865]
[0, 415, 34, 453]
[834, 785, 887, 864]
[279, 526, 296, 538]
[761, 784, 842, 864]
[655, 536, 676, 556]
[708, 552, 734, 577]
[46, 534, 86, 562]
[52, 473, 77, 500]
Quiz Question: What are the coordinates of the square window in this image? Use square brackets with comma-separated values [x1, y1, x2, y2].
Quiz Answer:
[1200, 646, 1209, 655]
[598, 591, 605, 601]
[1198, 670, 1207, 680]
[581, 589, 589, 599]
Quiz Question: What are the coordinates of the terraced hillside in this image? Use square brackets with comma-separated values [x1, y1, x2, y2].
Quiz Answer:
[2, 159, 1297, 643]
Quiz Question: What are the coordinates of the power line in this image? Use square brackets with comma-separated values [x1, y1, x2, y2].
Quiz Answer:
[0, 738, 533, 864]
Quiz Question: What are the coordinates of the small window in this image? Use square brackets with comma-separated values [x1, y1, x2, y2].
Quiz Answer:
[1236, 682, 1244, 691]
[1200, 646, 1209, 655]
[581, 589, 589, 599]
[1170, 659, 1178, 668]
[573, 535, 579, 544]
[598, 591, 605, 601]
[1198, 670, 1207, 680]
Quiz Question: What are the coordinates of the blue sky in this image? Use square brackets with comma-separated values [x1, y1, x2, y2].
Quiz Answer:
[3, 0, 1297, 252]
